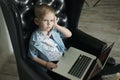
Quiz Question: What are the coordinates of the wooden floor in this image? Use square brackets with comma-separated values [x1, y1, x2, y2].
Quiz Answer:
[79, 0, 120, 64]
[0, 55, 19, 80]
[0, 0, 120, 80]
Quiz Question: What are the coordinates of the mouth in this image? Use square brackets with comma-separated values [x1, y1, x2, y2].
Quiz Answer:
[46, 27, 52, 31]
[47, 27, 51, 29]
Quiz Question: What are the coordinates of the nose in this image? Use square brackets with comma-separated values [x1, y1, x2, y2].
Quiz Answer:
[47, 20, 50, 25]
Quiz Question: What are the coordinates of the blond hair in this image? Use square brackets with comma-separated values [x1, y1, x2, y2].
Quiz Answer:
[34, 4, 55, 19]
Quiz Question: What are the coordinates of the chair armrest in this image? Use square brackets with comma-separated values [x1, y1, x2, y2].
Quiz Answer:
[69, 29, 107, 57]
[17, 59, 52, 80]
[17, 60, 42, 80]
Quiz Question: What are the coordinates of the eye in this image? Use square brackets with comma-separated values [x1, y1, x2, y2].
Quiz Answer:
[50, 20, 54, 22]
[43, 19, 47, 22]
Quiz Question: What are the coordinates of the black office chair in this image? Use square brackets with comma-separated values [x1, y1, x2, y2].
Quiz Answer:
[0, 0, 107, 80]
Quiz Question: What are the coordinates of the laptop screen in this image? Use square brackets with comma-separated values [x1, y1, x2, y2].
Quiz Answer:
[98, 42, 114, 66]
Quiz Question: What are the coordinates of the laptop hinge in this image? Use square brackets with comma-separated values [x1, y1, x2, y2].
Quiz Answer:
[88, 59, 102, 80]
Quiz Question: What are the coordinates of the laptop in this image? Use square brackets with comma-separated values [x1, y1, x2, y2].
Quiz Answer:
[52, 42, 114, 80]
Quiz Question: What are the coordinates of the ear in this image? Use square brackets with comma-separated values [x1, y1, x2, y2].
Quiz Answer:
[34, 18, 39, 25]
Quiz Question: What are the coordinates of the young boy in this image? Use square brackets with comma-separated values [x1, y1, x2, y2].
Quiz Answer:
[28, 4, 72, 80]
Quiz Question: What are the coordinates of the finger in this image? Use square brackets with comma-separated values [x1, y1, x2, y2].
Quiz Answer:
[54, 64, 57, 68]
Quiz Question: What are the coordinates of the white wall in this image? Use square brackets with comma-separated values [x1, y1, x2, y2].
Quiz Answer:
[0, 7, 14, 69]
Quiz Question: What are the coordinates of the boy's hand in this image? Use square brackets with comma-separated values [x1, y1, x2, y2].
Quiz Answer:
[53, 16, 72, 38]
[46, 62, 57, 70]
[53, 16, 58, 27]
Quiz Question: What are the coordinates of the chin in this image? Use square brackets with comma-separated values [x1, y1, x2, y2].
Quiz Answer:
[47, 28, 52, 31]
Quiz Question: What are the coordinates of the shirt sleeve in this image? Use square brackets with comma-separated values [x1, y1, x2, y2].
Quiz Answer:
[28, 31, 39, 59]
[28, 43, 38, 59]
[28, 36, 48, 61]
[54, 28, 64, 38]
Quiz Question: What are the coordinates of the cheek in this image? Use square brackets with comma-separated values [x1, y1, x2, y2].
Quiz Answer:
[41, 23, 47, 27]
[38, 22, 44, 26]
[40, 23, 47, 29]
[50, 22, 54, 25]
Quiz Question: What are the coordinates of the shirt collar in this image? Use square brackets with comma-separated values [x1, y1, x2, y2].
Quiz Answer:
[38, 29, 52, 37]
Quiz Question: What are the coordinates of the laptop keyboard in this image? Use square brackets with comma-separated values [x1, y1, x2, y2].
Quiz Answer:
[68, 54, 92, 78]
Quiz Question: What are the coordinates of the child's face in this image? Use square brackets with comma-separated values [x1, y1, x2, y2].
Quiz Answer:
[35, 12, 55, 32]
